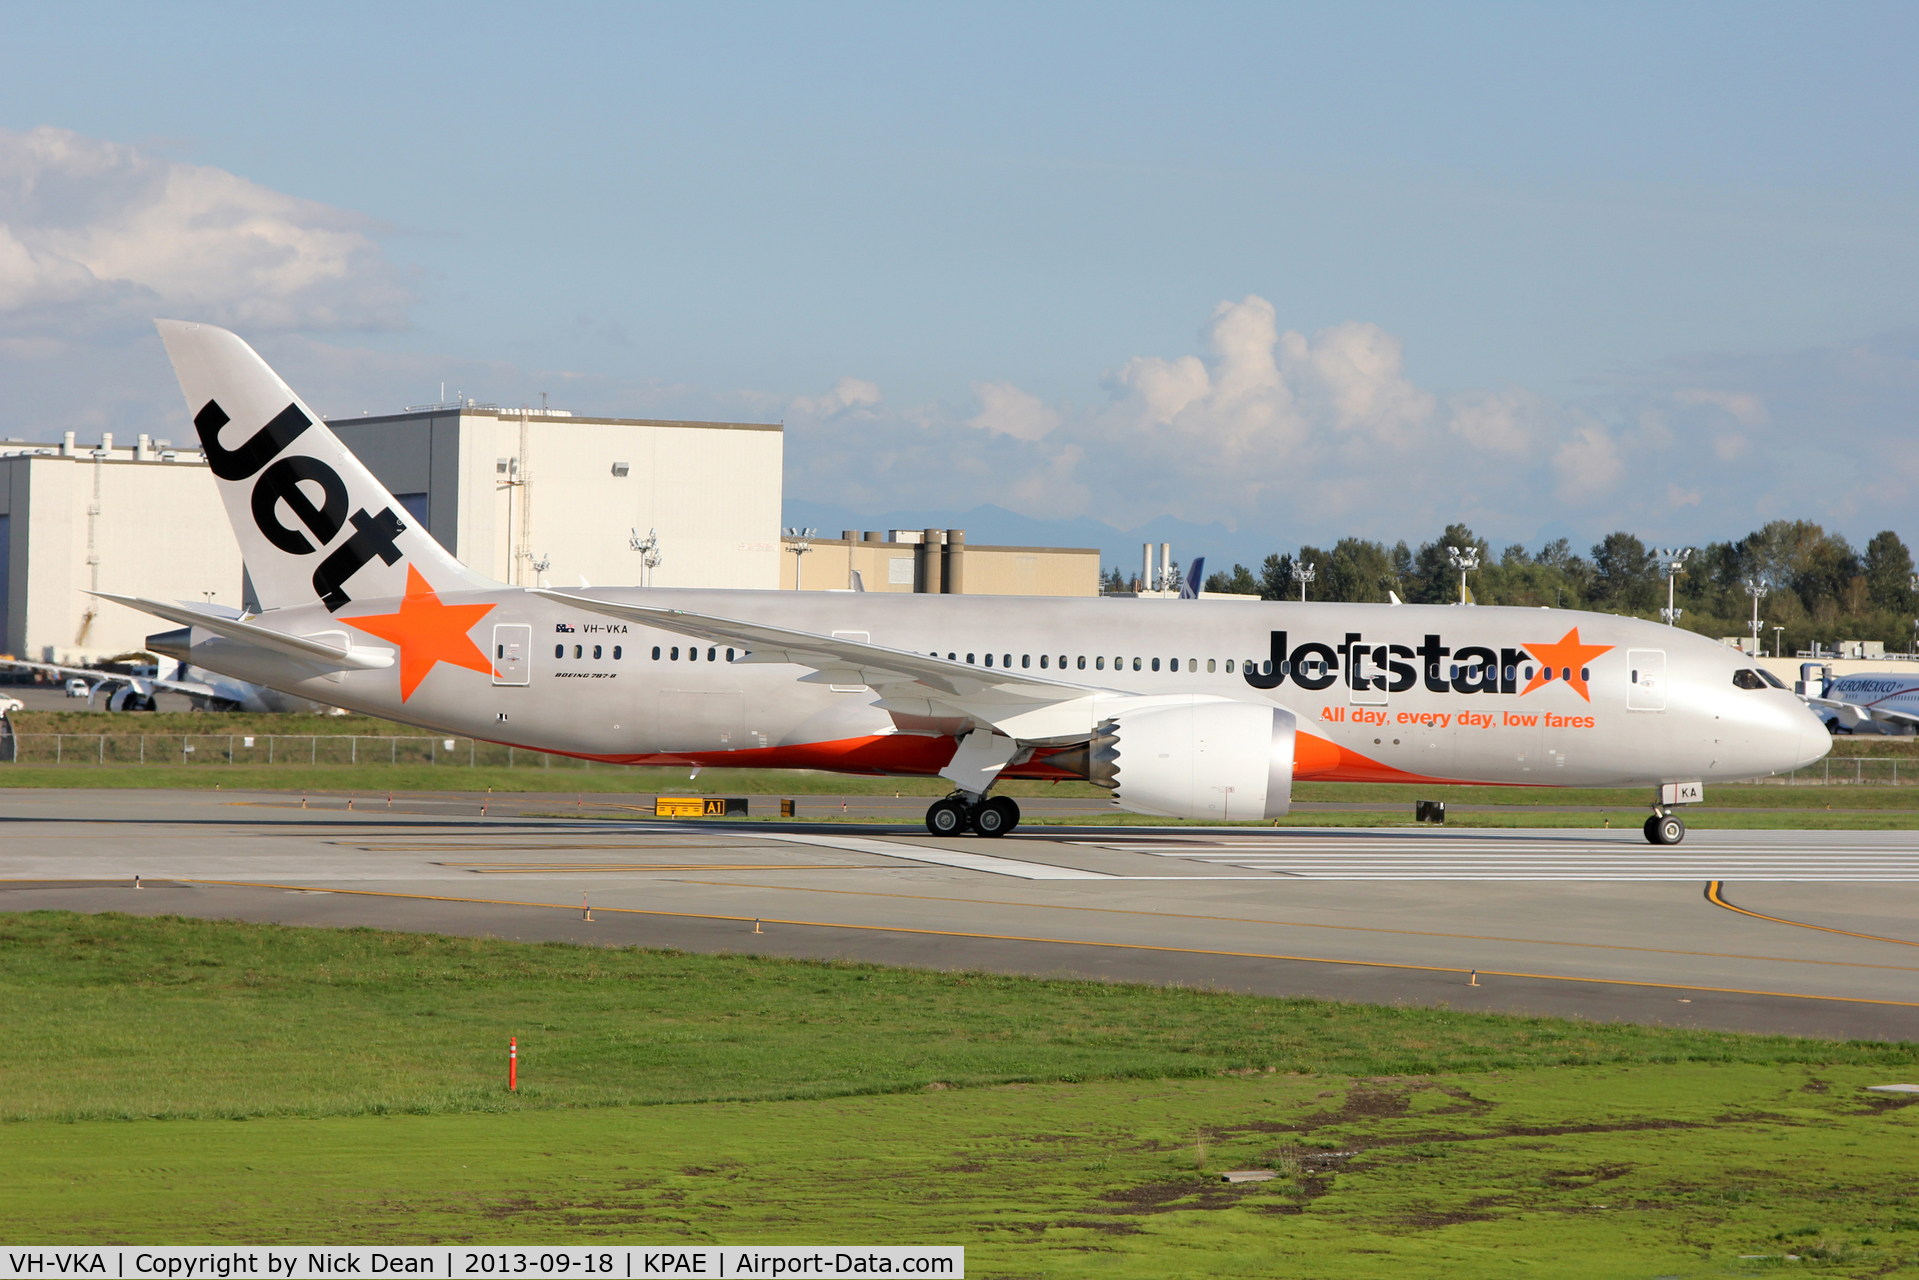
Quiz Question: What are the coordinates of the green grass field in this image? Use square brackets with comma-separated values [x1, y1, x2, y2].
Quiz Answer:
[5, 912, 1919, 1274]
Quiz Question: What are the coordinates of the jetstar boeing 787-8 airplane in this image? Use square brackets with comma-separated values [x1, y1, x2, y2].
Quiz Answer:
[113, 321, 1828, 844]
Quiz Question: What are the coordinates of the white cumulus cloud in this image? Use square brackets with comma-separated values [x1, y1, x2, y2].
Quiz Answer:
[0, 125, 411, 335]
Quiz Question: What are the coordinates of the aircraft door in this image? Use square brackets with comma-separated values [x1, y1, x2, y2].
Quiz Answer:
[492, 624, 531, 686]
[1627, 650, 1666, 711]
[1349, 643, 1388, 706]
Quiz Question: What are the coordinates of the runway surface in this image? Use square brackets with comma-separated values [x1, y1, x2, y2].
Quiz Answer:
[3, 788, 1916, 1042]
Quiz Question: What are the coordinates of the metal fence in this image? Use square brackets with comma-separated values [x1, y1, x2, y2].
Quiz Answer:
[1769, 757, 1911, 786]
[0, 734, 597, 769]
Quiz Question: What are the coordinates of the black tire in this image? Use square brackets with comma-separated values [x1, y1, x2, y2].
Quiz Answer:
[974, 796, 1020, 838]
[1644, 814, 1686, 845]
[926, 799, 968, 837]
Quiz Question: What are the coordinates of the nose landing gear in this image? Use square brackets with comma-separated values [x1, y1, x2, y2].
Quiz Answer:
[923, 793, 1022, 837]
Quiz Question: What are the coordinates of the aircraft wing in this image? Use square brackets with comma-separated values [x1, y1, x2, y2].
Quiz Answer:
[535, 590, 1120, 742]
[1804, 694, 1919, 730]
[90, 593, 395, 670]
[7, 659, 225, 701]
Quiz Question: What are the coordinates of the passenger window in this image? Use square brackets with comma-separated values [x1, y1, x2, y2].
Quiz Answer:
[1563, 667, 1572, 681]
[1077, 656, 1086, 669]
[948, 653, 956, 661]
[1023, 655, 1031, 668]
[1578, 666, 1588, 681]
[554, 644, 564, 659]
[1095, 657, 1105, 670]
[614, 646, 623, 660]
[1262, 660, 1272, 675]
[1225, 660, 1234, 673]
[689, 647, 698, 661]
[1189, 659, 1197, 672]
[1132, 657, 1141, 671]
[1523, 665, 1533, 680]
[652, 646, 661, 660]
[708, 648, 717, 661]
[1004, 654, 1012, 667]
[967, 653, 975, 664]
[724, 648, 732, 661]
[1542, 667, 1553, 681]
[1039, 654, 1049, 668]
[1151, 658, 1161, 672]
[985, 653, 995, 667]
[1503, 665, 1514, 682]
[1206, 659, 1215, 673]
[593, 645, 602, 660]
[671, 646, 680, 660]
[574, 645, 583, 659]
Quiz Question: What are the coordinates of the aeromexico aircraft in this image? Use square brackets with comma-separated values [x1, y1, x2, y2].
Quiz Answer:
[115, 321, 1829, 845]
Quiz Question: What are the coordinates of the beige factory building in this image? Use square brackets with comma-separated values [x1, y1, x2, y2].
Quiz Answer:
[1, 433, 245, 663]
[779, 529, 1101, 596]
[329, 403, 783, 590]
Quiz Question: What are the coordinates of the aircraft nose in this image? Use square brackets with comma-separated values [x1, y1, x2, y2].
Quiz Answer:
[1794, 701, 1833, 771]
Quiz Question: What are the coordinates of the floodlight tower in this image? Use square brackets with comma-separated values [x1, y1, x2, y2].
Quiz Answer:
[1655, 546, 1693, 625]
[1744, 576, 1769, 652]
[1446, 545, 1479, 604]
[1291, 560, 1316, 603]
[628, 527, 662, 588]
[783, 528, 816, 590]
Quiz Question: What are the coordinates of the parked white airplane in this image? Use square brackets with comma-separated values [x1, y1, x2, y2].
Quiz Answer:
[0, 656, 335, 713]
[107, 321, 1827, 844]
[1799, 664, 1919, 735]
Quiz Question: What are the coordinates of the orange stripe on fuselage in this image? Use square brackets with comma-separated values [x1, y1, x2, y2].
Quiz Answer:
[551, 728, 1464, 786]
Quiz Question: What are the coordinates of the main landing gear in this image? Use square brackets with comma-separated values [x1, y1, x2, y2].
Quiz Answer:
[925, 793, 1021, 838]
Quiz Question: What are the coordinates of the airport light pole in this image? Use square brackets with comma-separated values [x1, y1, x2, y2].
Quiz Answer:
[1773, 625, 1785, 659]
[783, 528, 816, 590]
[628, 527, 661, 588]
[1447, 545, 1479, 604]
[1655, 547, 1692, 625]
[1744, 576, 1769, 653]
[1291, 561, 1316, 603]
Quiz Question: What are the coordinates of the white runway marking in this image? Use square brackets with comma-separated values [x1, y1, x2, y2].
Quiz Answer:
[747, 830, 1115, 879]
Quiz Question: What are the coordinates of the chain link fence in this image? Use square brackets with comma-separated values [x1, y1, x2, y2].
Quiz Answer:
[0, 734, 597, 769]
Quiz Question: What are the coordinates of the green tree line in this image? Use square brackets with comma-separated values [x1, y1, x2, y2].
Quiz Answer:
[1155, 520, 1918, 656]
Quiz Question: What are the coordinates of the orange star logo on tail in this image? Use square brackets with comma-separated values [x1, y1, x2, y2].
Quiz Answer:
[1519, 627, 1614, 703]
[345, 565, 497, 700]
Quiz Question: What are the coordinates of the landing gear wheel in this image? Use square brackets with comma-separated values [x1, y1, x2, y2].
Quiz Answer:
[1644, 814, 1686, 845]
[973, 796, 1021, 838]
[926, 799, 969, 837]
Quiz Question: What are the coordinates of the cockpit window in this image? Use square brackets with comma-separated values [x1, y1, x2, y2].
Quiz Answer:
[1758, 667, 1787, 689]
[1732, 669, 1768, 690]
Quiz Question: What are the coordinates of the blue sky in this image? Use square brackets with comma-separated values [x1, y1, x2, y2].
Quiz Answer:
[3, 2, 1916, 567]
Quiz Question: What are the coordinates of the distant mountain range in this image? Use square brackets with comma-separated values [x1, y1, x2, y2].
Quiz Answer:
[780, 501, 1282, 577]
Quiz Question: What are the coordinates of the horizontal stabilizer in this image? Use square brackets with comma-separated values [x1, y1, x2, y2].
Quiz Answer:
[90, 593, 394, 670]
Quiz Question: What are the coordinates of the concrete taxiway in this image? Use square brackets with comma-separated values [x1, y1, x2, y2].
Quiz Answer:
[2, 788, 1915, 1041]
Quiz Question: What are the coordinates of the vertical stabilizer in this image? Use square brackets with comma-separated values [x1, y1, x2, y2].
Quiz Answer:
[154, 320, 496, 612]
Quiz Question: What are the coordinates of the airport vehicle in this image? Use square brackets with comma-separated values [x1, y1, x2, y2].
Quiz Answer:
[1798, 663, 1919, 735]
[2, 654, 336, 713]
[108, 321, 1826, 844]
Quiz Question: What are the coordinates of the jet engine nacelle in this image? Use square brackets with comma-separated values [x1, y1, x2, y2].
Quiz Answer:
[1057, 697, 1296, 821]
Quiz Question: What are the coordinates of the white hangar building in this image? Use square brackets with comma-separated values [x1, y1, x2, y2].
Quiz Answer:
[1, 404, 784, 664]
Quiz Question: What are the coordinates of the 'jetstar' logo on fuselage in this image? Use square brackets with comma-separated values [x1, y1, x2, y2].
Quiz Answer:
[1242, 628, 1614, 703]
[195, 399, 406, 611]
